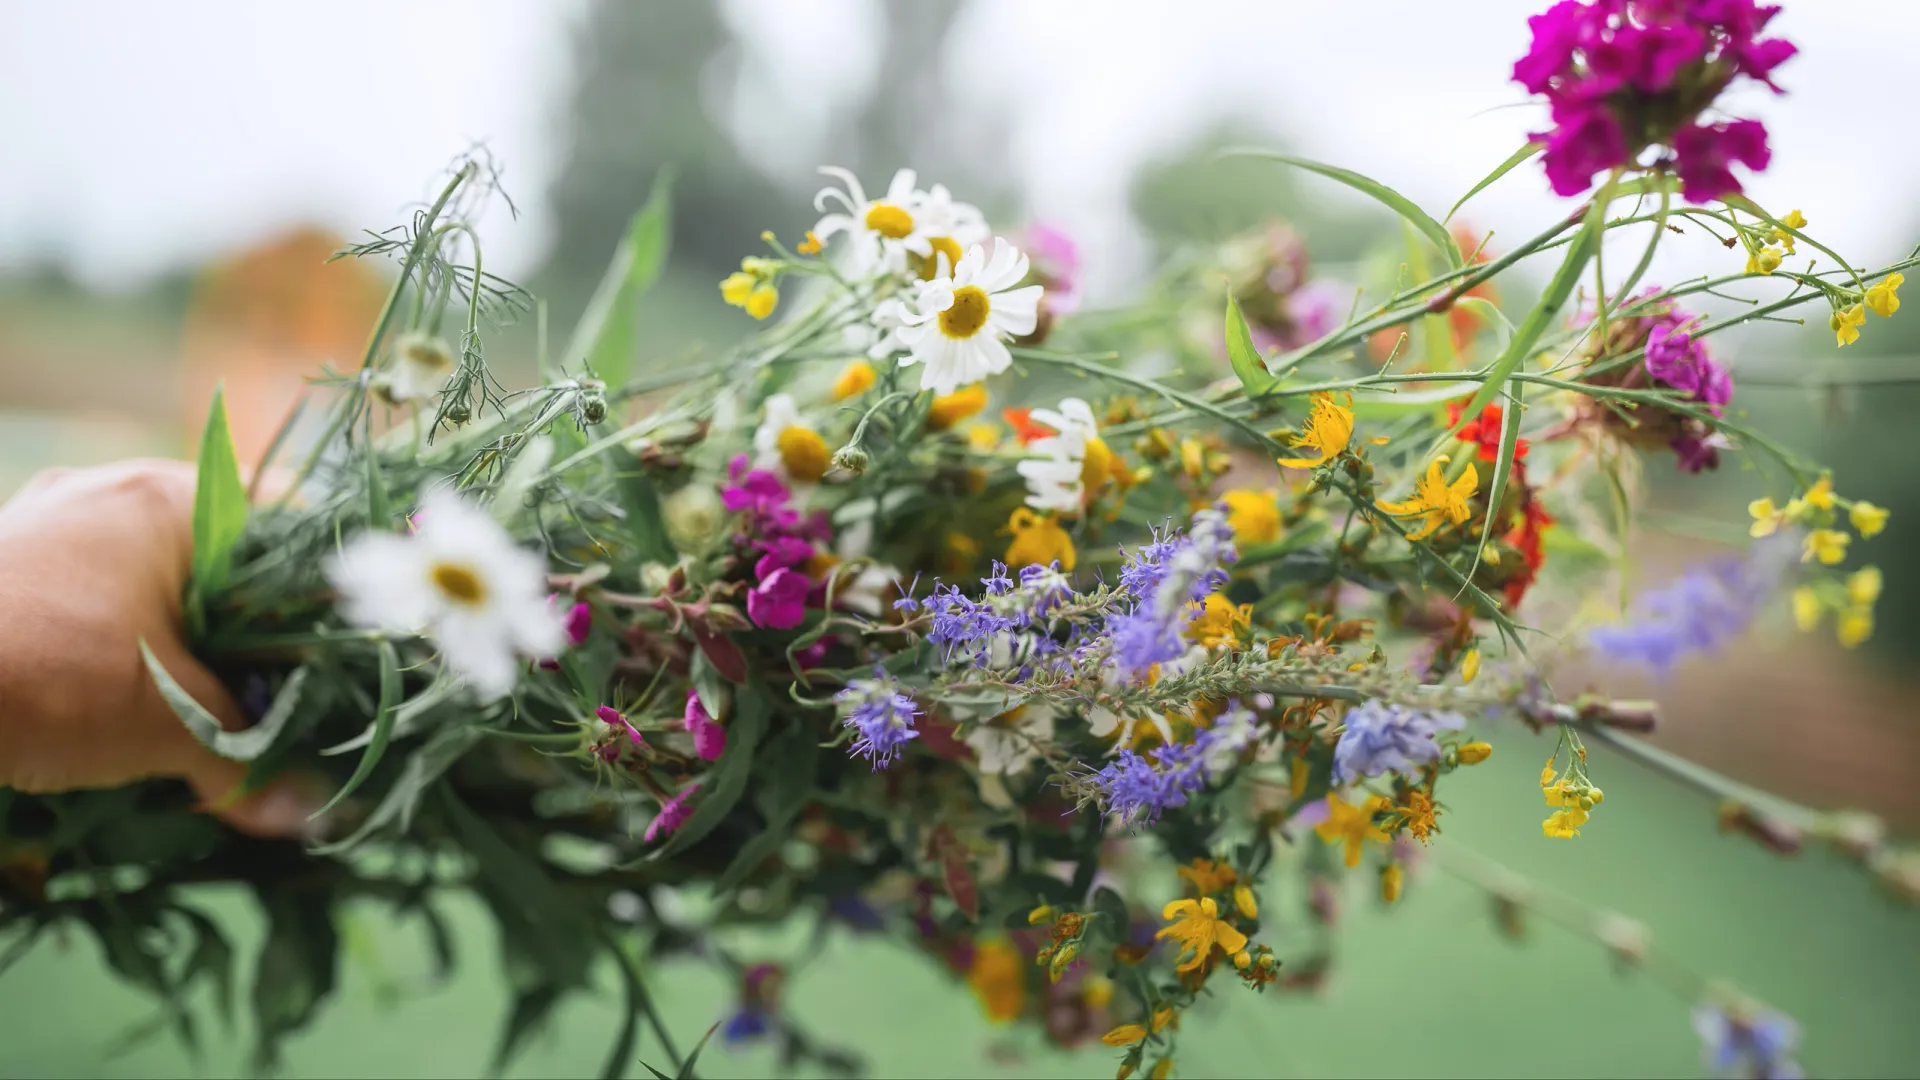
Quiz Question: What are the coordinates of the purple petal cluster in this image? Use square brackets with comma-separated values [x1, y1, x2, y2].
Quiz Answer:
[837, 671, 923, 769]
[1693, 1004, 1802, 1080]
[1331, 702, 1467, 785]
[1088, 741, 1211, 827]
[722, 454, 832, 630]
[1109, 508, 1238, 679]
[1587, 533, 1794, 671]
[1514, 0, 1796, 200]
[1641, 298, 1735, 472]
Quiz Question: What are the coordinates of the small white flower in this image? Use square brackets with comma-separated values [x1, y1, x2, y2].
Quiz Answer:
[896, 241, 1043, 396]
[381, 332, 458, 404]
[965, 703, 1056, 776]
[812, 167, 987, 278]
[326, 491, 564, 699]
[752, 393, 826, 484]
[1016, 397, 1099, 513]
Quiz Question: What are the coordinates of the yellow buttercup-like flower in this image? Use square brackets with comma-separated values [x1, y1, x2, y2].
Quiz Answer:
[1314, 793, 1391, 868]
[1847, 566, 1883, 607]
[1155, 896, 1250, 973]
[1276, 392, 1355, 469]
[1748, 497, 1786, 538]
[745, 285, 779, 320]
[1865, 272, 1903, 318]
[1184, 593, 1249, 649]
[1803, 528, 1850, 566]
[1804, 475, 1835, 511]
[832, 360, 878, 401]
[720, 272, 755, 307]
[1850, 501, 1889, 537]
[1837, 607, 1875, 649]
[1772, 209, 1806, 254]
[1543, 807, 1589, 838]
[1745, 246, 1782, 275]
[1220, 489, 1283, 546]
[1005, 508, 1076, 571]
[1832, 303, 1865, 347]
[1377, 456, 1479, 541]
[1791, 586, 1823, 632]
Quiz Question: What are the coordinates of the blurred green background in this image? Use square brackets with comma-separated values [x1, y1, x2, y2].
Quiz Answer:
[4, 2, 1919, 1077]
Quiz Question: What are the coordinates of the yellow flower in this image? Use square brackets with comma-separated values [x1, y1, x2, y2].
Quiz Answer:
[1832, 303, 1865, 347]
[1803, 528, 1850, 566]
[1543, 807, 1589, 838]
[832, 360, 878, 401]
[1850, 501, 1889, 538]
[1150, 1007, 1177, 1033]
[1748, 497, 1785, 538]
[1220, 489, 1282, 546]
[1276, 392, 1355, 469]
[1457, 741, 1493, 766]
[1866, 272, 1903, 318]
[1394, 789, 1440, 843]
[1380, 863, 1405, 903]
[776, 427, 831, 483]
[1176, 857, 1238, 895]
[1804, 476, 1835, 511]
[1377, 456, 1479, 541]
[1027, 904, 1055, 925]
[1847, 566, 1883, 607]
[1184, 593, 1249, 649]
[1155, 897, 1249, 973]
[1773, 209, 1805, 254]
[1838, 607, 1874, 649]
[720, 271, 756, 307]
[1791, 586, 1823, 632]
[797, 230, 823, 256]
[1314, 794, 1391, 869]
[1150, 1058, 1174, 1080]
[1745, 246, 1782, 275]
[1083, 976, 1115, 1010]
[1082, 437, 1115, 499]
[1179, 438, 1206, 480]
[745, 285, 779, 320]
[1102, 1023, 1148, 1047]
[927, 384, 990, 431]
[1233, 884, 1258, 919]
[1006, 508, 1076, 571]
[1460, 648, 1481, 684]
[966, 938, 1027, 1023]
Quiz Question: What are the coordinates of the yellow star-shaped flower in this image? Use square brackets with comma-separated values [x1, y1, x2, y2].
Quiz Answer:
[1377, 456, 1479, 541]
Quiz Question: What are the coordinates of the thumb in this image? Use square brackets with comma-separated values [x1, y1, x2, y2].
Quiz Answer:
[144, 640, 324, 840]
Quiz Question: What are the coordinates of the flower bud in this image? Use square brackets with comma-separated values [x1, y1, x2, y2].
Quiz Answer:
[640, 562, 673, 594]
[830, 444, 871, 475]
[662, 485, 724, 553]
[1027, 904, 1055, 925]
[702, 603, 750, 632]
[444, 400, 471, 425]
[1048, 941, 1079, 982]
[1456, 741, 1493, 766]
[579, 387, 608, 425]
[1380, 863, 1404, 904]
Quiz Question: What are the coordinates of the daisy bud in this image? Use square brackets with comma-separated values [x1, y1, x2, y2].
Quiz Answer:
[578, 385, 608, 425]
[830, 444, 871, 476]
[445, 400, 471, 425]
[662, 485, 725, 553]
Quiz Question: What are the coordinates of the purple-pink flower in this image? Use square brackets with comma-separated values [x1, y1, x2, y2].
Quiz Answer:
[684, 689, 727, 762]
[1672, 119, 1772, 202]
[748, 566, 810, 629]
[646, 783, 699, 844]
[596, 704, 644, 749]
[564, 601, 592, 646]
[1021, 223, 1081, 313]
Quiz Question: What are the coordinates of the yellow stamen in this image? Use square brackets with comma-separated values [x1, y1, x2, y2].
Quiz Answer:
[429, 561, 488, 606]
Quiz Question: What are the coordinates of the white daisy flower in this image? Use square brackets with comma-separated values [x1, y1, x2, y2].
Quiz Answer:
[896, 241, 1044, 396]
[813, 167, 984, 279]
[1016, 397, 1101, 513]
[965, 702, 1056, 776]
[325, 491, 565, 700]
[752, 393, 830, 485]
[378, 332, 458, 404]
[851, 296, 913, 360]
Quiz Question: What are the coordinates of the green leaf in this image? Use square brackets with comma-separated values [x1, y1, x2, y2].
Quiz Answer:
[175, 906, 237, 1029]
[1446, 141, 1543, 223]
[675, 1023, 721, 1080]
[1233, 149, 1461, 267]
[308, 725, 477, 855]
[650, 683, 768, 860]
[1467, 378, 1526, 583]
[567, 169, 675, 388]
[613, 467, 678, 568]
[709, 725, 819, 895]
[1223, 292, 1279, 396]
[248, 883, 339, 1072]
[1452, 296, 1513, 355]
[139, 641, 306, 762]
[189, 384, 248, 609]
[309, 640, 401, 820]
[364, 435, 393, 531]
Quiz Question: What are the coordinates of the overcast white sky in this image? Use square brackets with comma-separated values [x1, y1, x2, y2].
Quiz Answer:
[2, 0, 1915, 301]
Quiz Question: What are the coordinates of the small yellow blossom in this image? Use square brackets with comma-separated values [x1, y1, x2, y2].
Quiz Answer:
[1276, 392, 1355, 469]
[745, 284, 779, 320]
[796, 230, 823, 255]
[1460, 647, 1482, 684]
[927, 384, 990, 431]
[1314, 793, 1391, 869]
[1380, 863, 1405, 903]
[1395, 789, 1440, 843]
[1184, 593, 1249, 649]
[1848, 566, 1883, 607]
[966, 938, 1027, 1023]
[1233, 885, 1258, 919]
[1102, 1024, 1148, 1047]
[832, 360, 878, 400]
[1151, 1007, 1177, 1033]
[1832, 303, 1865, 347]
[1220, 489, 1283, 546]
[1791, 586, 1823, 632]
[1176, 857, 1238, 895]
[1745, 246, 1782, 275]
[1803, 528, 1850, 566]
[1155, 897, 1250, 973]
[1850, 501, 1889, 538]
[1377, 456, 1479, 541]
[1543, 807, 1589, 838]
[964, 421, 1000, 452]
[1866, 272, 1904, 318]
[1082, 437, 1115, 499]
[1083, 976, 1114, 1010]
[1748, 497, 1785, 538]
[720, 271, 755, 307]
[1150, 1058, 1174, 1080]
[1773, 209, 1806, 254]
[1804, 476, 1835, 511]
[1006, 508, 1076, 571]
[1838, 607, 1874, 648]
[1457, 741, 1493, 766]
[1179, 438, 1206, 480]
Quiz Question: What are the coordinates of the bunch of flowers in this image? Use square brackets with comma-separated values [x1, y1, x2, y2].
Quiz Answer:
[3, 4, 1916, 1077]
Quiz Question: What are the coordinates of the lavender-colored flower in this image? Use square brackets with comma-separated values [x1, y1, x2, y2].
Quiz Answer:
[1110, 508, 1238, 679]
[923, 584, 1017, 666]
[1331, 701, 1466, 785]
[837, 672, 923, 769]
[1587, 534, 1795, 671]
[1693, 1004, 1802, 1080]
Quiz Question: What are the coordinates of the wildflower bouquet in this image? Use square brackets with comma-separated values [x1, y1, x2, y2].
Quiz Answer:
[4, 2, 1917, 1077]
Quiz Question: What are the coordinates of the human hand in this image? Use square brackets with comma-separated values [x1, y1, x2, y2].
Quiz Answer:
[0, 459, 316, 836]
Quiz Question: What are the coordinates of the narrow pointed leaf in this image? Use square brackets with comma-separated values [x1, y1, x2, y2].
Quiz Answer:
[190, 385, 248, 601]
[1233, 149, 1461, 267]
[1446, 141, 1543, 223]
[567, 169, 675, 389]
[141, 641, 306, 762]
[675, 1023, 722, 1080]
[310, 640, 402, 819]
[1223, 293, 1279, 395]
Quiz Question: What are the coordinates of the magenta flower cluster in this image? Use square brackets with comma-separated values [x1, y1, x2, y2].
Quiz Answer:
[1641, 299, 1734, 470]
[721, 454, 830, 630]
[1514, 0, 1796, 200]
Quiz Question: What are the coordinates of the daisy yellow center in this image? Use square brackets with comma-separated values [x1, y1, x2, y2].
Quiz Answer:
[403, 340, 454, 373]
[864, 202, 914, 240]
[939, 285, 992, 339]
[918, 235, 965, 280]
[776, 426, 830, 483]
[429, 561, 488, 607]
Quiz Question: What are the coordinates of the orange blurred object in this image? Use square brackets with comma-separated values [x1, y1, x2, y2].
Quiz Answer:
[179, 227, 386, 464]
